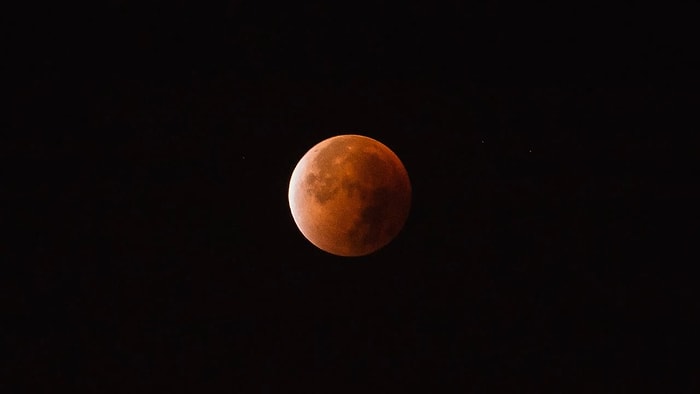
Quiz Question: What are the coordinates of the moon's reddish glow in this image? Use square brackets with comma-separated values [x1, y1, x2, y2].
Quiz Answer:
[288, 134, 411, 256]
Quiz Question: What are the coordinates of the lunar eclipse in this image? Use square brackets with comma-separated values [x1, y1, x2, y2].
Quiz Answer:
[288, 135, 411, 256]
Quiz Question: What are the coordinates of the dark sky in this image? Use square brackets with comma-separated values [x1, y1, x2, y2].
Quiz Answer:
[5, 1, 697, 393]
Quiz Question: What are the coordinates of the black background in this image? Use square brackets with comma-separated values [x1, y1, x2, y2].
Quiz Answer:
[4, 1, 698, 393]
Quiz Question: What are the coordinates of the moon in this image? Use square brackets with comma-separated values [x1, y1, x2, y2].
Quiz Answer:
[288, 134, 411, 257]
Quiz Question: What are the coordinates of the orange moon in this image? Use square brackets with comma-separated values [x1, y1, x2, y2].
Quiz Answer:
[288, 134, 411, 257]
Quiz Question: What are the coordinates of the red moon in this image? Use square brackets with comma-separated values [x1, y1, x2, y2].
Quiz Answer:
[288, 134, 411, 256]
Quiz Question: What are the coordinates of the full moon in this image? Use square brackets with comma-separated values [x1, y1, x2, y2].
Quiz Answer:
[288, 134, 411, 257]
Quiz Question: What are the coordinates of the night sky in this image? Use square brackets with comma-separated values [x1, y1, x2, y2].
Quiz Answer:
[5, 2, 697, 393]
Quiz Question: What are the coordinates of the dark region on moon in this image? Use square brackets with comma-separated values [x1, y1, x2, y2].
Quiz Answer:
[347, 186, 394, 248]
[305, 137, 395, 207]
[304, 172, 339, 204]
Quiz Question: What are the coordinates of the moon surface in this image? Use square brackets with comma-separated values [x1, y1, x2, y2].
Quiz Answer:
[288, 134, 411, 257]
